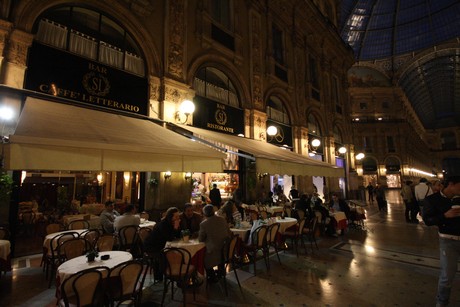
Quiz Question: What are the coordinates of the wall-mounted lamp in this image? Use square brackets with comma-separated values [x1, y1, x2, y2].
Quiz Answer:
[260, 125, 278, 140]
[355, 152, 365, 160]
[97, 173, 103, 185]
[336, 146, 347, 157]
[308, 138, 321, 156]
[184, 172, 192, 180]
[123, 172, 131, 187]
[164, 171, 172, 180]
[175, 100, 195, 124]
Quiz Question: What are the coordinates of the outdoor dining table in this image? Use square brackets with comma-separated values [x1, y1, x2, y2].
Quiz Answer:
[166, 239, 206, 275]
[276, 217, 298, 233]
[230, 225, 252, 242]
[55, 251, 133, 298]
[0, 239, 11, 273]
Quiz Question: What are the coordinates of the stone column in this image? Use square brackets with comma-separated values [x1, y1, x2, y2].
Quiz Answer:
[0, 19, 12, 79]
[161, 78, 195, 124]
[2, 29, 33, 88]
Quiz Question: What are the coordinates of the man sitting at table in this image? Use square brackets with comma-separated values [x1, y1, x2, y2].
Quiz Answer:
[180, 203, 202, 237]
[100, 200, 120, 234]
[198, 204, 231, 283]
[114, 204, 140, 232]
[329, 193, 351, 219]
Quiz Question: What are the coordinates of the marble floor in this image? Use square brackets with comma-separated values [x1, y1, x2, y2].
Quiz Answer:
[1, 190, 459, 306]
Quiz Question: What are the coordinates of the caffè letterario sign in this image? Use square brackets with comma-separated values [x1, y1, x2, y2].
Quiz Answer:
[25, 42, 148, 115]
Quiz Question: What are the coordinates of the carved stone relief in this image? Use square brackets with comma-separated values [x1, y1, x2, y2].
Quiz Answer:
[5, 29, 33, 67]
[250, 13, 263, 109]
[167, 0, 185, 79]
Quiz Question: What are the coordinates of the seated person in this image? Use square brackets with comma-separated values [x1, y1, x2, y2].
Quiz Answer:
[295, 194, 313, 219]
[179, 203, 202, 236]
[114, 204, 140, 232]
[247, 210, 266, 245]
[144, 207, 181, 280]
[100, 200, 120, 234]
[198, 205, 231, 282]
[329, 193, 351, 219]
[218, 200, 242, 226]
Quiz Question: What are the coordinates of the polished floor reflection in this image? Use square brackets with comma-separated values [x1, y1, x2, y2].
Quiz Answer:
[1, 190, 459, 306]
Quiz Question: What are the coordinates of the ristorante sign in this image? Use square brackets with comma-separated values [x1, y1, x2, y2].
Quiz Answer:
[25, 43, 148, 115]
[193, 96, 244, 135]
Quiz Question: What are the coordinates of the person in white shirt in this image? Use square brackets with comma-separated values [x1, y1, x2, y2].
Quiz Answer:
[100, 201, 120, 234]
[114, 204, 140, 232]
[414, 178, 433, 216]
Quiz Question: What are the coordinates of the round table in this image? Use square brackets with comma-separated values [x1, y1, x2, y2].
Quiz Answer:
[230, 226, 252, 242]
[139, 221, 156, 229]
[166, 239, 206, 275]
[57, 251, 133, 283]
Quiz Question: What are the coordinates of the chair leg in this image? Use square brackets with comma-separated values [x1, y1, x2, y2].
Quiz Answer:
[161, 280, 168, 306]
[253, 250, 257, 276]
[232, 266, 242, 292]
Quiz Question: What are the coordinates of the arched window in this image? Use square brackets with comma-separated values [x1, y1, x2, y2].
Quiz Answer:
[308, 114, 322, 136]
[385, 156, 401, 172]
[34, 6, 145, 76]
[193, 67, 240, 108]
[333, 125, 343, 144]
[266, 96, 290, 125]
[362, 157, 378, 172]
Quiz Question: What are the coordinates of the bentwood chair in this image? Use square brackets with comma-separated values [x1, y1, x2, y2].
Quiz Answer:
[244, 225, 269, 276]
[283, 218, 307, 257]
[117, 225, 140, 256]
[161, 247, 198, 306]
[108, 260, 146, 307]
[302, 216, 319, 251]
[58, 238, 89, 263]
[266, 222, 282, 267]
[97, 234, 115, 252]
[47, 231, 80, 288]
[220, 234, 242, 295]
[67, 219, 90, 230]
[80, 229, 101, 249]
[58, 267, 108, 307]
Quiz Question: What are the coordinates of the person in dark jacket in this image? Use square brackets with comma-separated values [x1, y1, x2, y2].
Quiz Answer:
[295, 194, 313, 219]
[422, 176, 460, 307]
[144, 207, 181, 280]
[209, 183, 222, 209]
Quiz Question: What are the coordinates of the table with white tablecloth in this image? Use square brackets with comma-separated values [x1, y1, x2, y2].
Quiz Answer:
[166, 239, 206, 274]
[43, 229, 87, 255]
[139, 221, 156, 229]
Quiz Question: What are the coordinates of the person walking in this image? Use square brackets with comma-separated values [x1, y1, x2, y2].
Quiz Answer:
[401, 181, 416, 223]
[375, 184, 387, 212]
[209, 183, 222, 209]
[367, 183, 374, 202]
[422, 176, 460, 307]
[415, 178, 433, 216]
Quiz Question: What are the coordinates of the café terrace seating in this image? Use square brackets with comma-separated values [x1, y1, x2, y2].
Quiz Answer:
[283, 218, 307, 257]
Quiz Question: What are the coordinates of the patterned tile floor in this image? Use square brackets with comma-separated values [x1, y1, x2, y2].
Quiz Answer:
[1, 190, 459, 306]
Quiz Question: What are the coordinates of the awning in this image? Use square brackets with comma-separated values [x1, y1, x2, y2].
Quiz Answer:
[3, 98, 225, 172]
[176, 125, 344, 177]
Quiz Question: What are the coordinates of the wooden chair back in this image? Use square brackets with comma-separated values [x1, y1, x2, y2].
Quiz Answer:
[60, 267, 106, 307]
[68, 219, 90, 230]
[97, 234, 115, 252]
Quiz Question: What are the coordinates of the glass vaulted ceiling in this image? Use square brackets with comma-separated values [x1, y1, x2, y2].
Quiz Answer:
[340, 0, 460, 129]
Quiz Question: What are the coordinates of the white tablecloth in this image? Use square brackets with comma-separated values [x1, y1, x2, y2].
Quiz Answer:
[276, 217, 298, 233]
[0, 240, 10, 261]
[57, 251, 133, 283]
[230, 227, 252, 242]
[139, 221, 156, 229]
[166, 239, 205, 258]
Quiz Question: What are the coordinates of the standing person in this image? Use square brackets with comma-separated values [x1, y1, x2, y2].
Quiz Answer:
[209, 183, 222, 209]
[295, 194, 313, 219]
[401, 181, 416, 223]
[375, 184, 387, 212]
[288, 186, 299, 201]
[323, 184, 330, 203]
[422, 176, 460, 307]
[199, 204, 231, 283]
[114, 204, 140, 232]
[100, 200, 120, 234]
[366, 183, 375, 202]
[415, 178, 433, 216]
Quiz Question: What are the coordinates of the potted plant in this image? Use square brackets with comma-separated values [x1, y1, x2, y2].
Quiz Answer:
[181, 229, 191, 243]
[86, 249, 99, 262]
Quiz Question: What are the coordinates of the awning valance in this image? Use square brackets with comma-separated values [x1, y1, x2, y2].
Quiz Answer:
[4, 98, 225, 172]
[176, 125, 344, 177]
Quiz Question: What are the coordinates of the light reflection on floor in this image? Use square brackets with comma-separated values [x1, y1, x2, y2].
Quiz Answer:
[1, 190, 460, 306]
